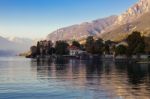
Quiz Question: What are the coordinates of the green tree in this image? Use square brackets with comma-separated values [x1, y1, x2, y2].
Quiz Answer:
[30, 46, 37, 57]
[134, 42, 145, 54]
[104, 40, 112, 54]
[104, 44, 110, 54]
[115, 45, 127, 55]
[36, 41, 40, 55]
[85, 36, 104, 54]
[80, 44, 86, 51]
[55, 41, 69, 55]
[94, 38, 104, 54]
[85, 36, 95, 54]
[72, 40, 81, 48]
[126, 31, 145, 55]
[47, 41, 54, 55]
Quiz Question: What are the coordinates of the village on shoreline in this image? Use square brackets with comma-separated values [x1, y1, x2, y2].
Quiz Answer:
[26, 31, 150, 63]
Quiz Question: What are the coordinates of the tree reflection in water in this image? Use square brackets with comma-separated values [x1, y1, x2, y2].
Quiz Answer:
[30, 58, 150, 98]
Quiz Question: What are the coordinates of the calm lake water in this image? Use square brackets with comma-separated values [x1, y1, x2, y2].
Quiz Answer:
[0, 57, 150, 99]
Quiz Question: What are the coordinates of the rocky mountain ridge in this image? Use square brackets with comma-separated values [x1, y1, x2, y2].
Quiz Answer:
[116, 0, 150, 24]
[47, 0, 150, 41]
[101, 0, 150, 41]
[47, 16, 118, 41]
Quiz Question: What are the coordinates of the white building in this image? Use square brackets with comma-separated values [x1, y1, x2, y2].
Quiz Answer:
[68, 45, 83, 56]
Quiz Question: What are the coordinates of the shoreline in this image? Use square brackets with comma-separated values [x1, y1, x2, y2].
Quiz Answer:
[26, 54, 150, 64]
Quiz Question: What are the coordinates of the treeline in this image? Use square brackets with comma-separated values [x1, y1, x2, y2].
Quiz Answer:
[82, 31, 146, 56]
[28, 31, 146, 58]
[29, 40, 82, 58]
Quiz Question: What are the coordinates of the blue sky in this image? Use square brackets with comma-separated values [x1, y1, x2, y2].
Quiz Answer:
[0, 0, 138, 39]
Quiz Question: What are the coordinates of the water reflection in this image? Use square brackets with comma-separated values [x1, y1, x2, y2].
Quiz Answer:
[30, 58, 150, 98]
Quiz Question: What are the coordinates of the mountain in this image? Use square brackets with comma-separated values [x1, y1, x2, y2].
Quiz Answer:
[115, 0, 150, 25]
[47, 16, 118, 41]
[47, 0, 150, 41]
[101, 12, 150, 41]
[0, 36, 18, 56]
[101, 0, 150, 41]
[0, 36, 16, 50]
[0, 36, 34, 56]
[8, 37, 35, 50]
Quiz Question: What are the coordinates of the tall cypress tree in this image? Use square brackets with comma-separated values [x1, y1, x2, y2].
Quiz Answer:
[36, 41, 40, 55]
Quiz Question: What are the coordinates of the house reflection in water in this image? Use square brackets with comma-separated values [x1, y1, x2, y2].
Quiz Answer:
[30, 58, 150, 98]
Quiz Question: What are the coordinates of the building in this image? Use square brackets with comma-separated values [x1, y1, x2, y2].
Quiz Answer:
[68, 45, 82, 56]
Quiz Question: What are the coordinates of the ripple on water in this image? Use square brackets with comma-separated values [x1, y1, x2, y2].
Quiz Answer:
[0, 57, 150, 99]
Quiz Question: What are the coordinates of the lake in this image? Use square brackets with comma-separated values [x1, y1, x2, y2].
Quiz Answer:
[0, 57, 150, 99]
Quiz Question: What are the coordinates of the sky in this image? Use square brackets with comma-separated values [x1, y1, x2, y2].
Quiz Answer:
[0, 0, 138, 39]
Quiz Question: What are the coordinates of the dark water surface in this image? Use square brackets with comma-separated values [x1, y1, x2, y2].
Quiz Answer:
[0, 57, 150, 99]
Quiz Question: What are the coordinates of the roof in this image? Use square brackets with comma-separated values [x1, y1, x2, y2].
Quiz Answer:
[68, 45, 79, 50]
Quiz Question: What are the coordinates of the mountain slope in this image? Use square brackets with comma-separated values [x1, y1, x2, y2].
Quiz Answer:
[0, 36, 18, 55]
[0, 36, 16, 50]
[115, 0, 150, 25]
[101, 0, 150, 41]
[47, 16, 118, 41]
[101, 12, 150, 41]
[47, 0, 150, 41]
[8, 37, 35, 52]
[0, 36, 34, 56]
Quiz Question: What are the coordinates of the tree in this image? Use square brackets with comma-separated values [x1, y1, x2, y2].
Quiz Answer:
[55, 41, 69, 55]
[80, 44, 86, 51]
[30, 46, 37, 58]
[134, 42, 145, 54]
[85, 36, 104, 54]
[126, 31, 145, 55]
[48, 47, 55, 55]
[36, 41, 40, 55]
[104, 44, 110, 54]
[85, 36, 95, 54]
[115, 45, 127, 55]
[104, 40, 112, 54]
[72, 40, 81, 48]
[47, 41, 54, 55]
[94, 38, 104, 54]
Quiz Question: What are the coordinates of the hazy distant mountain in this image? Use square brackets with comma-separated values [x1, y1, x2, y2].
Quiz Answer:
[0, 36, 34, 56]
[0, 36, 17, 56]
[0, 36, 15, 50]
[47, 0, 150, 41]
[8, 37, 35, 49]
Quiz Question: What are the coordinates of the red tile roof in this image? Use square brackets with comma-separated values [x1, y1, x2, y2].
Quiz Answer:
[68, 45, 79, 50]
